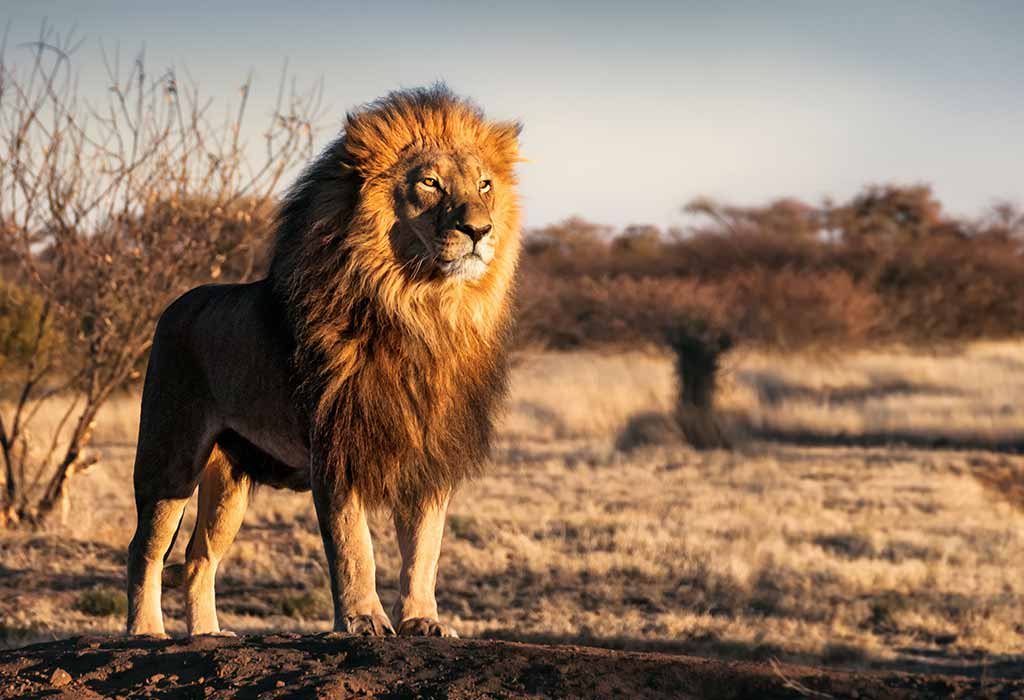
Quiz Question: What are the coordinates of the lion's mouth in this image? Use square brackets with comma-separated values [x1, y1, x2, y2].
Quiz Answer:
[438, 252, 488, 281]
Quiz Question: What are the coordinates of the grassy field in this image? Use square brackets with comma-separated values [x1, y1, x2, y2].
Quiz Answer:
[1, 342, 1023, 677]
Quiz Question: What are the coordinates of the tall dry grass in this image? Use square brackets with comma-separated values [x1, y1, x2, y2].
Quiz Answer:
[1, 343, 1022, 677]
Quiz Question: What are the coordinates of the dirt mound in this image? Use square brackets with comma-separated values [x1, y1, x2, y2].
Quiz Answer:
[2, 634, 1022, 700]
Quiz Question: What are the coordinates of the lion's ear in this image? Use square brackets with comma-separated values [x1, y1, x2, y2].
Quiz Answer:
[485, 121, 523, 173]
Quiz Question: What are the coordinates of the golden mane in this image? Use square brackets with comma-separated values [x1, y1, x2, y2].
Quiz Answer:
[267, 85, 522, 510]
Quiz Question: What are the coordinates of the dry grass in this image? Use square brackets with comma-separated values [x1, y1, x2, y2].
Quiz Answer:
[724, 341, 1024, 448]
[2, 343, 1023, 677]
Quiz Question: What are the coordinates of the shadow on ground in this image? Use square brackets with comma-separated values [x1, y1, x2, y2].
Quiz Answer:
[481, 631, 1024, 681]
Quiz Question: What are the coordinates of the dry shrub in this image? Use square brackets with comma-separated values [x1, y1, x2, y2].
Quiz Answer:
[516, 273, 737, 449]
[515, 273, 727, 350]
[713, 268, 880, 349]
[666, 327, 733, 449]
[278, 591, 330, 620]
[972, 462, 1024, 512]
[615, 411, 683, 451]
[519, 192, 1023, 451]
[519, 186, 1024, 353]
[0, 26, 319, 527]
[867, 237, 1024, 341]
[73, 588, 128, 618]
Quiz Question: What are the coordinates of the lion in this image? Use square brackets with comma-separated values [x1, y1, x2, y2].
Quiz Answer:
[126, 86, 522, 639]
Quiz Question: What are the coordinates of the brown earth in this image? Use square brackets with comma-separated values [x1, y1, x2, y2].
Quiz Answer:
[2, 635, 1023, 700]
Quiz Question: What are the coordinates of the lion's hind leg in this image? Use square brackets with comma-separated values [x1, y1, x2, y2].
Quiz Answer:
[126, 493, 191, 637]
[128, 429, 213, 638]
[127, 424, 218, 637]
[127, 305, 220, 638]
[183, 446, 250, 637]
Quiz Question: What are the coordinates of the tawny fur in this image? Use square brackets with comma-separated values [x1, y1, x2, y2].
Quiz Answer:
[268, 86, 521, 512]
[126, 85, 522, 638]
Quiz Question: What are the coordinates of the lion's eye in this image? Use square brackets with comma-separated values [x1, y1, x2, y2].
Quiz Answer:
[420, 177, 439, 189]
[479, 180, 492, 193]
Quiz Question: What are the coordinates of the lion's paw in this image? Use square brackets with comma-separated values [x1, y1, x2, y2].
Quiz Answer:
[345, 614, 395, 637]
[398, 617, 459, 638]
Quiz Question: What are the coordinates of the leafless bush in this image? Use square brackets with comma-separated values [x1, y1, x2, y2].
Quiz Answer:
[515, 272, 735, 448]
[972, 462, 1024, 512]
[615, 411, 682, 451]
[0, 24, 320, 526]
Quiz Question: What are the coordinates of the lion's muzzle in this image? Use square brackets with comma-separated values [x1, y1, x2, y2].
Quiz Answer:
[437, 214, 496, 281]
[438, 230, 494, 280]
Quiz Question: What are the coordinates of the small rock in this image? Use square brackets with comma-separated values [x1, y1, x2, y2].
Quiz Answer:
[275, 680, 285, 688]
[149, 673, 165, 684]
[75, 636, 103, 650]
[49, 668, 72, 687]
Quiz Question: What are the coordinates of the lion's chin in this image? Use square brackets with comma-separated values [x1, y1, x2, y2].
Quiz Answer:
[439, 254, 488, 282]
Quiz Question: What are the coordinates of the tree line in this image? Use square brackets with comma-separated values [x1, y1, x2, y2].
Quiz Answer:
[518, 186, 1024, 351]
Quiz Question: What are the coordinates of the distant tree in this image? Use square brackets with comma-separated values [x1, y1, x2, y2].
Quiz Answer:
[828, 184, 963, 247]
[974, 201, 1024, 243]
[684, 196, 822, 240]
[611, 224, 663, 257]
[524, 216, 612, 256]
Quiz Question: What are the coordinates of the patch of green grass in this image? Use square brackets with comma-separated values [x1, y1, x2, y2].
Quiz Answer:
[447, 514, 486, 547]
[73, 588, 128, 617]
[278, 591, 330, 619]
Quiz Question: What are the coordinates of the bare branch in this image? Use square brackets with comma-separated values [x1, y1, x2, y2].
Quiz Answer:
[0, 26, 321, 527]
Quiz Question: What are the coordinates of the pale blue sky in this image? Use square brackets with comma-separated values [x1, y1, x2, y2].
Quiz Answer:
[6, 1, 1023, 228]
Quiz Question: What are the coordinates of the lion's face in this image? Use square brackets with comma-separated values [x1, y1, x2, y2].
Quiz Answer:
[390, 149, 501, 283]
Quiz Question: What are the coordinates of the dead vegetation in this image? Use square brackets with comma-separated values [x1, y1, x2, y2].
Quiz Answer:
[1, 344, 1022, 678]
[0, 25, 318, 527]
[0, 24, 1021, 689]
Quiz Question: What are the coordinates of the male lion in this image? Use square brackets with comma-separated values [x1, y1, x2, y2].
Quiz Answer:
[126, 86, 521, 638]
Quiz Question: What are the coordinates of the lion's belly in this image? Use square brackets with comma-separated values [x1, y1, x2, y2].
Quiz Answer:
[224, 418, 309, 471]
[216, 424, 311, 491]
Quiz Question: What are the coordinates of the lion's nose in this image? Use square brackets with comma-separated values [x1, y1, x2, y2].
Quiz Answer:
[456, 222, 492, 243]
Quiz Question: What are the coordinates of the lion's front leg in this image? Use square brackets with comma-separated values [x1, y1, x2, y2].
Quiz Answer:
[392, 493, 458, 638]
[310, 462, 393, 637]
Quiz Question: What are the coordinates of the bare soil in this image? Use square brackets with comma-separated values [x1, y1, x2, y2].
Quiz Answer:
[2, 634, 1023, 700]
